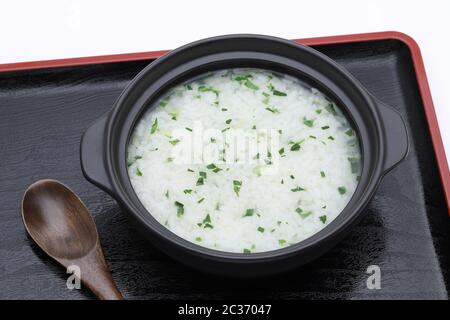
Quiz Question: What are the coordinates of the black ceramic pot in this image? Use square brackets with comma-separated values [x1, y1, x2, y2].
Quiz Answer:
[80, 34, 408, 277]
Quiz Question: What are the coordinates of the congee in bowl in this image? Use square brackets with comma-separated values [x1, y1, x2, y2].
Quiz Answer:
[127, 68, 361, 254]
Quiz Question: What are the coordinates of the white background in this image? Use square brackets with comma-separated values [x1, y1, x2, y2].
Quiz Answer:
[1, 0, 449, 167]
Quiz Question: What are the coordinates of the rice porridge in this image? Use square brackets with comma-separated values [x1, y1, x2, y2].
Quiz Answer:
[127, 68, 361, 253]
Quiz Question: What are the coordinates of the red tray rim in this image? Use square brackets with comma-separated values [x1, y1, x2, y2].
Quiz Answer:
[1, 31, 448, 213]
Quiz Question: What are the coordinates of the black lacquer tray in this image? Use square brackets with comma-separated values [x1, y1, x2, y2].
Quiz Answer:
[0, 32, 449, 299]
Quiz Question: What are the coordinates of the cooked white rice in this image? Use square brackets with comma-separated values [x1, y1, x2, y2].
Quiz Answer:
[127, 68, 361, 253]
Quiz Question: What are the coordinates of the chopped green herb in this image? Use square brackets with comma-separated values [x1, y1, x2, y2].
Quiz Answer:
[186, 84, 193, 90]
[320, 171, 326, 178]
[325, 103, 336, 114]
[338, 186, 347, 194]
[319, 215, 327, 224]
[199, 171, 207, 178]
[234, 74, 253, 81]
[195, 236, 202, 242]
[279, 239, 287, 246]
[309, 135, 316, 139]
[185, 127, 193, 132]
[328, 136, 335, 140]
[174, 201, 184, 217]
[159, 97, 170, 107]
[243, 248, 251, 254]
[165, 190, 169, 198]
[196, 177, 204, 186]
[244, 79, 259, 90]
[197, 214, 213, 229]
[296, 208, 313, 218]
[197, 197, 205, 204]
[303, 117, 314, 127]
[273, 89, 287, 96]
[290, 143, 301, 151]
[197, 86, 209, 92]
[150, 118, 158, 134]
[206, 163, 222, 173]
[221, 108, 228, 111]
[198, 85, 219, 97]
[169, 139, 180, 145]
[183, 189, 192, 194]
[233, 180, 242, 197]
[278, 148, 285, 156]
[345, 129, 354, 136]
[348, 157, 360, 174]
[136, 168, 143, 176]
[225, 119, 232, 124]
[187, 168, 194, 172]
[166, 157, 174, 162]
[221, 127, 230, 133]
[321, 125, 330, 130]
[257, 226, 265, 233]
[243, 208, 254, 217]
[291, 186, 306, 192]
[169, 112, 178, 120]
[315, 109, 322, 114]
[265, 107, 280, 113]
[290, 174, 295, 179]
[252, 125, 257, 130]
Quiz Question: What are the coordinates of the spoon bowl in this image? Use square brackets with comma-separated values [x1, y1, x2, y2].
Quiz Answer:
[23, 180, 97, 259]
[22, 179, 123, 300]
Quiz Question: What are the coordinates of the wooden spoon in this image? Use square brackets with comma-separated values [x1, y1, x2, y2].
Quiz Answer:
[22, 179, 123, 300]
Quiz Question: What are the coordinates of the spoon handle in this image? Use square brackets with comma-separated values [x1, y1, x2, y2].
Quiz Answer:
[62, 243, 124, 300]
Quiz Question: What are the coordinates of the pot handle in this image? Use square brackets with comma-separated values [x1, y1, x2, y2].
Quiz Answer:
[80, 113, 114, 194]
[374, 98, 409, 173]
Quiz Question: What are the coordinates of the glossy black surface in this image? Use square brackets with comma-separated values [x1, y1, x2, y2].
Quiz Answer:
[0, 39, 448, 299]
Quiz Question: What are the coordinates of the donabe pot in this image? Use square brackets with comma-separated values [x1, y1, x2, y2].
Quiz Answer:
[80, 35, 408, 277]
